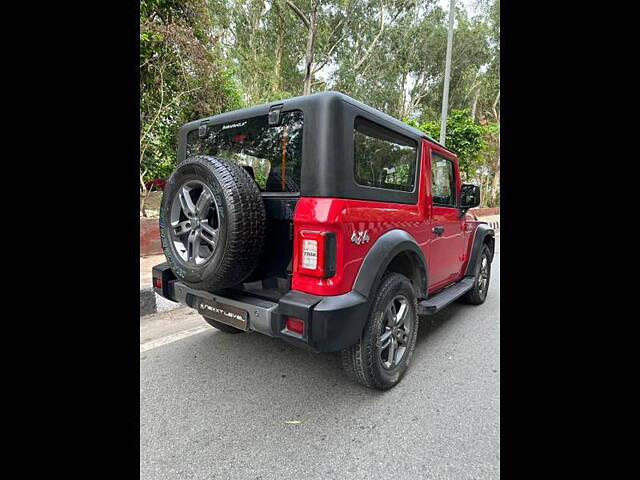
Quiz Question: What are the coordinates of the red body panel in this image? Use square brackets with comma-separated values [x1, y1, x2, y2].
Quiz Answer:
[291, 139, 480, 297]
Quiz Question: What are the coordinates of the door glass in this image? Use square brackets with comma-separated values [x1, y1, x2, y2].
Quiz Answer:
[431, 154, 456, 207]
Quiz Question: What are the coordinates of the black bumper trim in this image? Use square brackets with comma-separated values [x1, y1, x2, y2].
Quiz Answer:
[276, 289, 370, 352]
[152, 263, 371, 353]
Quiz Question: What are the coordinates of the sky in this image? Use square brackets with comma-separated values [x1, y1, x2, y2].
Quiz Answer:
[439, 0, 479, 17]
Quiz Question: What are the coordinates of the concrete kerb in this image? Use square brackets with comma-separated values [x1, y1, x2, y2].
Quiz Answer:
[140, 254, 181, 317]
[140, 287, 181, 317]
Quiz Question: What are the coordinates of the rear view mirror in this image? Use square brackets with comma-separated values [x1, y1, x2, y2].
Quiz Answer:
[460, 184, 480, 209]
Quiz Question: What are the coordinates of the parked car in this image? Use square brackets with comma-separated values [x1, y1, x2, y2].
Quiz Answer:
[152, 91, 495, 390]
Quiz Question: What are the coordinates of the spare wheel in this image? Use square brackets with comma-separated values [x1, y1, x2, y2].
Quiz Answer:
[159, 155, 266, 291]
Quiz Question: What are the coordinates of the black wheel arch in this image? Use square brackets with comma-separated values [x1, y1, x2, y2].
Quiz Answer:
[464, 223, 495, 277]
[353, 229, 428, 302]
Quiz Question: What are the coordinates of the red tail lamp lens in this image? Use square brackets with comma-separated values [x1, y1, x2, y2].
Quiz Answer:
[153, 278, 163, 289]
[285, 317, 304, 335]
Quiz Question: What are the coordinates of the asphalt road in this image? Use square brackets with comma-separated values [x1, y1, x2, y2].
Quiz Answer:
[140, 236, 500, 480]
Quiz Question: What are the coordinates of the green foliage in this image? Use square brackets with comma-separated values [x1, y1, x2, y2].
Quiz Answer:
[406, 109, 487, 180]
[140, 0, 242, 186]
[140, 0, 500, 208]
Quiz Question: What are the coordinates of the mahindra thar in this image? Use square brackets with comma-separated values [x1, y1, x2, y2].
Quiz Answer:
[152, 91, 495, 390]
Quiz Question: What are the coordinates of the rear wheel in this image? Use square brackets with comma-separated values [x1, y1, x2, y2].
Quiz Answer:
[341, 273, 419, 390]
[202, 316, 244, 334]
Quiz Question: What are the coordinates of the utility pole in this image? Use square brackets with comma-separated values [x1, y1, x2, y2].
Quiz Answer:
[439, 0, 455, 145]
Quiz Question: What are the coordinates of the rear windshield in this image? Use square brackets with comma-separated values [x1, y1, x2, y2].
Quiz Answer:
[186, 110, 303, 193]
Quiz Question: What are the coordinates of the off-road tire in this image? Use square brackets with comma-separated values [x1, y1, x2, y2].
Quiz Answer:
[341, 273, 419, 390]
[202, 316, 244, 334]
[460, 244, 492, 305]
[159, 155, 266, 291]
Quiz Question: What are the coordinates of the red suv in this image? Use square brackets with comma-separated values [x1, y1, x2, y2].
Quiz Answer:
[152, 91, 495, 390]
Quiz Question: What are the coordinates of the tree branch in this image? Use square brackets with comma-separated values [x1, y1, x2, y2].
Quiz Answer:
[286, 1, 310, 29]
[354, 0, 386, 70]
[313, 32, 345, 74]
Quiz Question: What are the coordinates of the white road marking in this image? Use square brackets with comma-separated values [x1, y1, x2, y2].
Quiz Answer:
[140, 325, 210, 353]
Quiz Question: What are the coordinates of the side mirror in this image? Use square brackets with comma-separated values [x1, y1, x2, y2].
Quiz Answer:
[460, 184, 480, 209]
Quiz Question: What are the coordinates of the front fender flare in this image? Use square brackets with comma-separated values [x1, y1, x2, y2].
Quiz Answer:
[464, 224, 495, 276]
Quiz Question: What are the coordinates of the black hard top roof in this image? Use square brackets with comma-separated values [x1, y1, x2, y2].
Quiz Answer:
[183, 90, 455, 156]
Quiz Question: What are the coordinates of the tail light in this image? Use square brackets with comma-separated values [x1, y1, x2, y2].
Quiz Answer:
[153, 277, 163, 289]
[297, 231, 336, 278]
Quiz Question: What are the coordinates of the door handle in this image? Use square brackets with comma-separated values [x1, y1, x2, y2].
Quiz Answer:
[432, 226, 444, 235]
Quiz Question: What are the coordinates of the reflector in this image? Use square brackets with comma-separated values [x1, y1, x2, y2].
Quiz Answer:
[285, 317, 304, 335]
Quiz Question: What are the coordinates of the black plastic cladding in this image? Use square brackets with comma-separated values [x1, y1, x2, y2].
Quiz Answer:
[177, 91, 455, 205]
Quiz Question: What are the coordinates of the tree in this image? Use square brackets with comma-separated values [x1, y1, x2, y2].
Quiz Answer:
[286, 1, 319, 95]
[140, 0, 241, 215]
[406, 109, 486, 182]
[138, 0, 501, 212]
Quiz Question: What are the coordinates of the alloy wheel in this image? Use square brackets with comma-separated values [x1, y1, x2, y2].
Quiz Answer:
[378, 295, 413, 370]
[169, 180, 220, 265]
[478, 255, 489, 295]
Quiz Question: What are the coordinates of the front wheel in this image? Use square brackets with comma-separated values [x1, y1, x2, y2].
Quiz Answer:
[460, 244, 492, 305]
[341, 273, 419, 390]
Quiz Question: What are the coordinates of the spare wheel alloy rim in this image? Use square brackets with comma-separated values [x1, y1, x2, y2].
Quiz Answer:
[169, 180, 220, 266]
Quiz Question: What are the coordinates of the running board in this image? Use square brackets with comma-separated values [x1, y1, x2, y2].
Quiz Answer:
[417, 277, 475, 315]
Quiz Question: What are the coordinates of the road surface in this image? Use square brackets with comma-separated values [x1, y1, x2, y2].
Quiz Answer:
[140, 236, 500, 479]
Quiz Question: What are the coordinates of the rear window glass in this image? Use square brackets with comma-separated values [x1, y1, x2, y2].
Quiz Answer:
[186, 110, 303, 193]
[353, 117, 417, 192]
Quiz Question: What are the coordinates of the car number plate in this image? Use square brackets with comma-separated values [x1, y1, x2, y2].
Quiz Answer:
[197, 298, 248, 331]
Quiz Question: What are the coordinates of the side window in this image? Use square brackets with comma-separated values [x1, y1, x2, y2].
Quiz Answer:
[354, 117, 417, 192]
[431, 153, 457, 207]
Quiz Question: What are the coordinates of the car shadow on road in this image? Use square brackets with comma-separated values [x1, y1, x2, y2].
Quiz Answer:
[416, 301, 469, 343]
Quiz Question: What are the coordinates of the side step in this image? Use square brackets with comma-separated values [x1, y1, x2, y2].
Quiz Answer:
[417, 277, 475, 315]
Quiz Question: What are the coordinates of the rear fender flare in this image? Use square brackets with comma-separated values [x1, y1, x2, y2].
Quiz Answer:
[352, 229, 428, 301]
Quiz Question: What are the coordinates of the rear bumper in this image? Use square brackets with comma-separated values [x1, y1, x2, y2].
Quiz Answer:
[152, 263, 369, 353]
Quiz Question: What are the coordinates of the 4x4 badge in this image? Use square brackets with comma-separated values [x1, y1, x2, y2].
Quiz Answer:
[351, 230, 370, 245]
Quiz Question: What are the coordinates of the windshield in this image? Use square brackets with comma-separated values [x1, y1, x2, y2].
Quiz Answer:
[186, 110, 303, 193]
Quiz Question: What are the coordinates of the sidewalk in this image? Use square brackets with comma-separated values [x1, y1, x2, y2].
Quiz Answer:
[476, 214, 500, 231]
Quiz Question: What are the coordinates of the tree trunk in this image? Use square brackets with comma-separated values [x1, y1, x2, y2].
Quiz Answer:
[489, 91, 500, 206]
[398, 72, 407, 118]
[273, 30, 284, 94]
[140, 171, 149, 217]
[490, 149, 500, 207]
[471, 90, 479, 120]
[302, 3, 318, 95]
